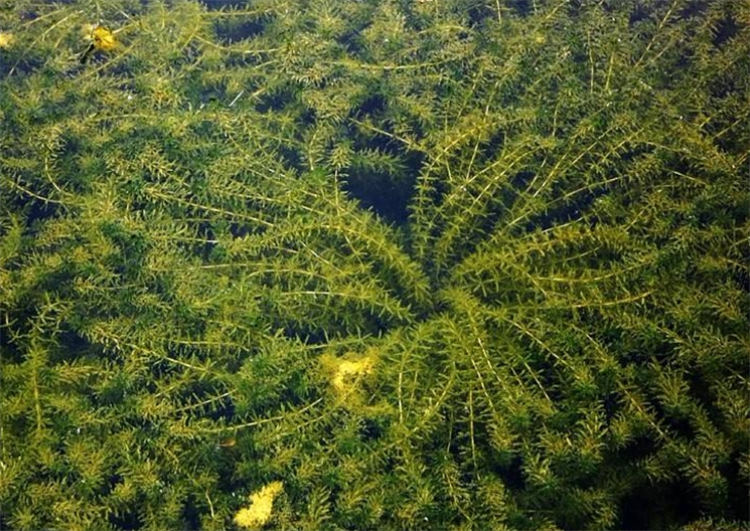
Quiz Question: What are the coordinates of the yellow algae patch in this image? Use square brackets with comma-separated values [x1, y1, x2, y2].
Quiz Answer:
[333, 358, 374, 391]
[0, 32, 14, 49]
[233, 481, 284, 529]
[91, 26, 117, 52]
[320, 350, 376, 397]
[81, 24, 117, 51]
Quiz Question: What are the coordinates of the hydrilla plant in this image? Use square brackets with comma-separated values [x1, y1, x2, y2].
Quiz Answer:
[1, 1, 748, 529]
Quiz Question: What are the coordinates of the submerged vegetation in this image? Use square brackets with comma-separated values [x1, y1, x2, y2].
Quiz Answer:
[0, 0, 748, 529]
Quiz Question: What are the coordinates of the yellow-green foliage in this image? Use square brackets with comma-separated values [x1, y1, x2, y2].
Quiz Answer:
[1, 0, 748, 530]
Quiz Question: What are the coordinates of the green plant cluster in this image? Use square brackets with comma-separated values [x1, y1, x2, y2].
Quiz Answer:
[1, 0, 748, 529]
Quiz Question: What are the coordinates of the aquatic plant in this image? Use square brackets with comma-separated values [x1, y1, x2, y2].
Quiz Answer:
[1, 0, 748, 529]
